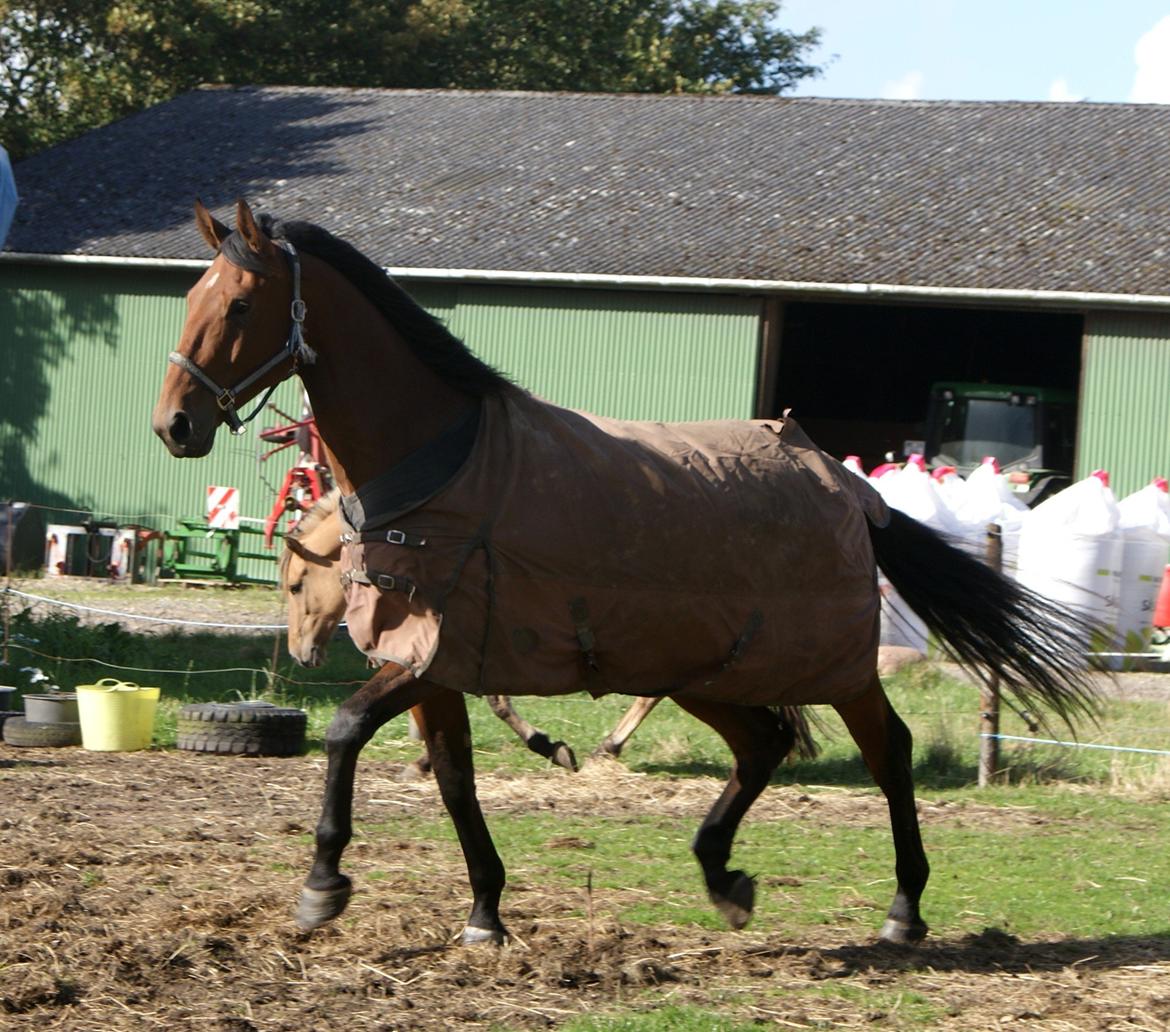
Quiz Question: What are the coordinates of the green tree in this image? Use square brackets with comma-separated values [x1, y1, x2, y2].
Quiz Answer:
[0, 0, 820, 161]
[413, 0, 820, 94]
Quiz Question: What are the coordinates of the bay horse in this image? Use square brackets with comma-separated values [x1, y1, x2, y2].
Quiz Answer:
[280, 489, 819, 768]
[153, 200, 1098, 947]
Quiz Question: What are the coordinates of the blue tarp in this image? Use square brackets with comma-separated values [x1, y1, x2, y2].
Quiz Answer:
[0, 146, 17, 248]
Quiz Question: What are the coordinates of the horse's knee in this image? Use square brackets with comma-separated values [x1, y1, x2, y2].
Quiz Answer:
[324, 707, 370, 752]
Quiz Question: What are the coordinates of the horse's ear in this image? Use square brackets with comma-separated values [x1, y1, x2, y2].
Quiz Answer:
[235, 198, 273, 256]
[286, 536, 334, 568]
[194, 199, 229, 251]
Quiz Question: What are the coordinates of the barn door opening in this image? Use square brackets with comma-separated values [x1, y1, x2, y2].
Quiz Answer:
[770, 301, 1083, 472]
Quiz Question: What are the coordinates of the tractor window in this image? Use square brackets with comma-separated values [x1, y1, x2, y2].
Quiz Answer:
[936, 398, 1037, 466]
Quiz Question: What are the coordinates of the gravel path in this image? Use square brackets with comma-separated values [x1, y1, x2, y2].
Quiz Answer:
[2, 575, 286, 635]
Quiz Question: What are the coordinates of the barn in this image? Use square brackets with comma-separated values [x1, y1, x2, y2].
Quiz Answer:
[3, 87, 1170, 560]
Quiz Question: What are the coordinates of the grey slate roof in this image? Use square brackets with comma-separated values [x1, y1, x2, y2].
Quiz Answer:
[7, 86, 1170, 295]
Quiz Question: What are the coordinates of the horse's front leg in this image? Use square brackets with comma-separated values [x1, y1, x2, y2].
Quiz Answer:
[417, 687, 508, 944]
[296, 662, 429, 931]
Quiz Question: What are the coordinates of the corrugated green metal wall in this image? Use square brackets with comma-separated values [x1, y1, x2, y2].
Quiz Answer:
[0, 265, 763, 542]
[1079, 311, 1170, 497]
[410, 283, 762, 420]
[0, 264, 304, 526]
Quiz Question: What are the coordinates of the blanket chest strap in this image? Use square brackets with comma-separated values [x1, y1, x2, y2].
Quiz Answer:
[344, 567, 418, 602]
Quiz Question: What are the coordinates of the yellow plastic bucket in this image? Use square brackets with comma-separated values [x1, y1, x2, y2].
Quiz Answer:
[76, 678, 160, 751]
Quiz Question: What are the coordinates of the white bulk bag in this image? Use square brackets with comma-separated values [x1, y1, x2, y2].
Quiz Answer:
[1115, 479, 1170, 649]
[1017, 472, 1121, 646]
[871, 458, 960, 654]
[952, 458, 1029, 576]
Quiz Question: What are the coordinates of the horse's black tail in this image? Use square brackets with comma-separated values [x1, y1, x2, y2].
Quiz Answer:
[869, 509, 1101, 732]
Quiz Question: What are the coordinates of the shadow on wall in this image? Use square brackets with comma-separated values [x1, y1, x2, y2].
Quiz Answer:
[6, 89, 381, 257]
[0, 279, 118, 511]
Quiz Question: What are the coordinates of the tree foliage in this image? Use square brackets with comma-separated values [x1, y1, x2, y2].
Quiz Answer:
[0, 0, 820, 161]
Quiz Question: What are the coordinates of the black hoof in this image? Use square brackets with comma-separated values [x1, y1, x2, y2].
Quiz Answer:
[709, 870, 755, 930]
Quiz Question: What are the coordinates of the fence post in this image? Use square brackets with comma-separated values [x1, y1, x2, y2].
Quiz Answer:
[2, 500, 13, 666]
[978, 522, 1003, 787]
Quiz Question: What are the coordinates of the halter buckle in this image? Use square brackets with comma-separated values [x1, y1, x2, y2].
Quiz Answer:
[291, 298, 307, 323]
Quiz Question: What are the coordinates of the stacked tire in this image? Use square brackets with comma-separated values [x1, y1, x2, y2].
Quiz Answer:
[3, 714, 82, 747]
[177, 701, 307, 757]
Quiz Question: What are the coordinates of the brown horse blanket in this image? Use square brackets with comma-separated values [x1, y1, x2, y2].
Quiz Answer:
[341, 392, 889, 707]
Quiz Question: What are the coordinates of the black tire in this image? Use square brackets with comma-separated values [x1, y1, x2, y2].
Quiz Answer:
[3, 717, 83, 748]
[0, 710, 21, 733]
[176, 701, 307, 757]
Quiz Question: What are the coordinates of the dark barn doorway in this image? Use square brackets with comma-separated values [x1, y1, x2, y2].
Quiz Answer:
[771, 302, 1083, 471]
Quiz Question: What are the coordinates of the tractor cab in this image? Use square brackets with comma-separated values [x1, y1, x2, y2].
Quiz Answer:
[921, 382, 1077, 505]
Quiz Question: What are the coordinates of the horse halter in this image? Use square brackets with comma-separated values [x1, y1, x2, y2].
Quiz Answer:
[168, 240, 310, 435]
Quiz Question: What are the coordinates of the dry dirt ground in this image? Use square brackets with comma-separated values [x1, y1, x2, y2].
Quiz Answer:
[3, 749, 1170, 1032]
[3, 578, 1170, 1029]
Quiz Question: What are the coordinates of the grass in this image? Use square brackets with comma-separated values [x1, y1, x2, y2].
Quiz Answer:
[4, 607, 1170, 790]
[364, 786, 1170, 941]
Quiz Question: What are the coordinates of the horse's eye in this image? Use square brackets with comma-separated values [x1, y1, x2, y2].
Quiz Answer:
[229, 298, 251, 317]
[289, 582, 302, 595]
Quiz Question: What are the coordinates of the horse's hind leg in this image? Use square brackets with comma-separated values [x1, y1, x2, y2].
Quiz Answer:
[485, 694, 578, 772]
[297, 662, 430, 931]
[418, 687, 508, 944]
[594, 695, 662, 759]
[673, 699, 795, 929]
[834, 674, 929, 944]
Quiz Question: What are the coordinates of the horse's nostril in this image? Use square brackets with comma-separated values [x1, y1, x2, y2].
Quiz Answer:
[169, 411, 192, 444]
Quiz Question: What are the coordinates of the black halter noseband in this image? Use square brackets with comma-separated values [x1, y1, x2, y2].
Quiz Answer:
[168, 240, 312, 435]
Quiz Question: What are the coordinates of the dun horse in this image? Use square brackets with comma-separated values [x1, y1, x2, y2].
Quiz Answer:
[280, 489, 818, 768]
[154, 201, 1098, 947]
[281, 488, 578, 772]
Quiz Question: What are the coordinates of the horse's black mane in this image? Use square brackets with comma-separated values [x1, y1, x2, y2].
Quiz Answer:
[221, 215, 514, 399]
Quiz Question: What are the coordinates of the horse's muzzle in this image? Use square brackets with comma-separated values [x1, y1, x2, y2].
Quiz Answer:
[291, 644, 323, 669]
[152, 406, 214, 458]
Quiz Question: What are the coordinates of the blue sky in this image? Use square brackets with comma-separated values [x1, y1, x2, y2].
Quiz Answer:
[779, 2, 1170, 103]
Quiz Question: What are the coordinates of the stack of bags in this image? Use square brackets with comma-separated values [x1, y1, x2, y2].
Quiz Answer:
[846, 454, 1170, 656]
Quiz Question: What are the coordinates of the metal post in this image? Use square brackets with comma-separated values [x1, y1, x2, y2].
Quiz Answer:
[978, 522, 1002, 787]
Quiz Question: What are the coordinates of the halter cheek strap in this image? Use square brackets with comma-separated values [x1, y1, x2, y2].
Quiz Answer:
[168, 240, 311, 436]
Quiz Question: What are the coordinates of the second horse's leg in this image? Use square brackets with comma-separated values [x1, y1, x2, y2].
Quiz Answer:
[297, 662, 429, 930]
[417, 687, 509, 944]
[485, 694, 578, 772]
[594, 696, 662, 758]
[834, 674, 929, 944]
[674, 699, 795, 929]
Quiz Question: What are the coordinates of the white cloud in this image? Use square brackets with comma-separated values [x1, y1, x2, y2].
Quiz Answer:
[1047, 78, 1083, 103]
[882, 71, 924, 100]
[1130, 15, 1170, 103]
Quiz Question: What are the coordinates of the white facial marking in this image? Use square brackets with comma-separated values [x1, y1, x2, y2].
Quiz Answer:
[203, 271, 221, 290]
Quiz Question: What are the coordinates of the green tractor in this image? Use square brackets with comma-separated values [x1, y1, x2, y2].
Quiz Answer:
[919, 382, 1077, 506]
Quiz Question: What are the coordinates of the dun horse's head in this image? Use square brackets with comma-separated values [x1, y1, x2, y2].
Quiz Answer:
[153, 199, 307, 457]
[281, 498, 346, 668]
